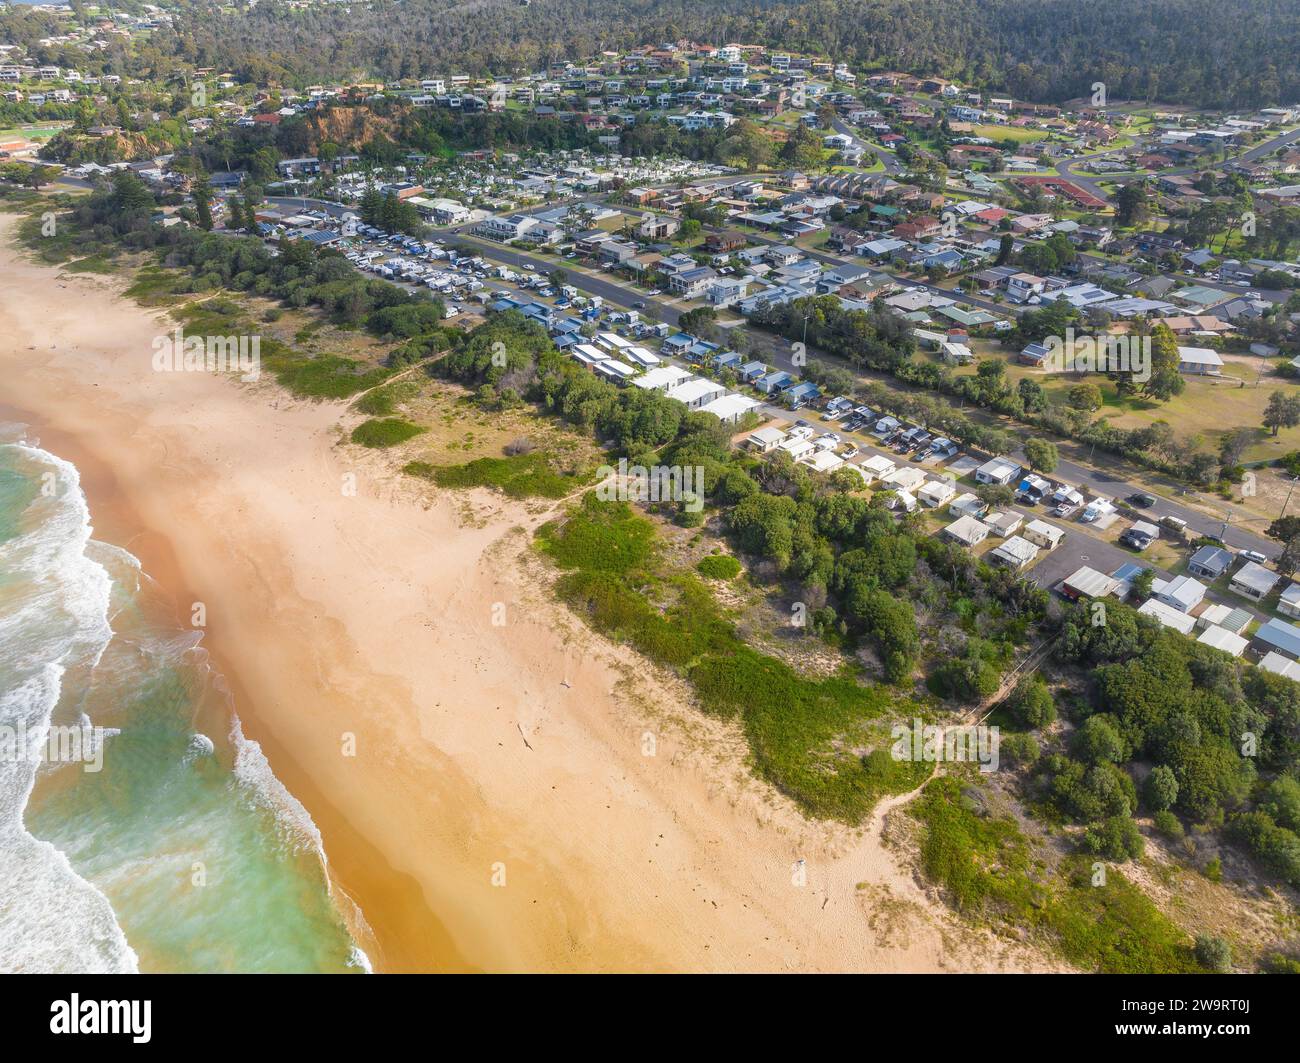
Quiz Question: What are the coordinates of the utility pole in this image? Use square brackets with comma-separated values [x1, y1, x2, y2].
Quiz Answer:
[1280, 476, 1299, 520]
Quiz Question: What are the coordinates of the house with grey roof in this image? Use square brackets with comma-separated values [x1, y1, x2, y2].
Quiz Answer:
[1254, 617, 1300, 660]
[1279, 582, 1300, 620]
[1187, 545, 1233, 580]
[1229, 560, 1280, 601]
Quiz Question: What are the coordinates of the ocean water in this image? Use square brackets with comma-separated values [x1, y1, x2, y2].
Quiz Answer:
[0, 429, 368, 973]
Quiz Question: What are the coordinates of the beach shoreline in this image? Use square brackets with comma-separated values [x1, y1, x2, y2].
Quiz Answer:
[0, 213, 1060, 973]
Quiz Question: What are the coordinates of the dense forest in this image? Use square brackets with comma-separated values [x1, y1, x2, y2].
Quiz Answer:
[136, 0, 1300, 108]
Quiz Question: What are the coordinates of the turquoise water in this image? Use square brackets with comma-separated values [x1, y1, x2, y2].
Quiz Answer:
[0, 432, 367, 973]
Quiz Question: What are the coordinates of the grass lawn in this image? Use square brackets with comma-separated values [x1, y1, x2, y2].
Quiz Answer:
[973, 124, 1047, 144]
[957, 342, 1300, 463]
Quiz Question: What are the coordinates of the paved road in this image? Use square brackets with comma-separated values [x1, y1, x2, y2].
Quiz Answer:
[1006, 441, 1281, 560]
[830, 114, 903, 174]
[265, 192, 1291, 561]
[1059, 125, 1300, 198]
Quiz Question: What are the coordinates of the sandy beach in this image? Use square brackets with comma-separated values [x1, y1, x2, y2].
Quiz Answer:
[0, 214, 1060, 973]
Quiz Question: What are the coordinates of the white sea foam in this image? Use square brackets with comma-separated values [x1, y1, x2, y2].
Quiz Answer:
[347, 945, 375, 974]
[1, 438, 371, 973]
[230, 716, 326, 858]
[183, 731, 217, 764]
[0, 442, 137, 973]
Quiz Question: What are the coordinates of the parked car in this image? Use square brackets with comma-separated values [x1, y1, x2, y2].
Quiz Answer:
[1053, 502, 1079, 519]
[1128, 493, 1157, 508]
[1239, 549, 1269, 565]
[1120, 529, 1154, 550]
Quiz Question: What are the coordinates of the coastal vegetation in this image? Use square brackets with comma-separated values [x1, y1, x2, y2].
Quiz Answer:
[350, 417, 425, 448]
[536, 493, 932, 821]
[406, 451, 585, 499]
[424, 308, 1300, 968]
[9, 167, 1298, 971]
[911, 775, 1201, 973]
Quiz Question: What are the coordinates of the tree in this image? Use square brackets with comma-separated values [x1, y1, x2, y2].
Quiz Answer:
[719, 119, 775, 171]
[1073, 715, 1126, 764]
[1081, 815, 1145, 861]
[1131, 568, 1156, 600]
[1143, 323, 1185, 402]
[1266, 515, 1300, 543]
[1067, 382, 1103, 411]
[1009, 677, 1056, 730]
[779, 122, 824, 171]
[1116, 181, 1150, 227]
[23, 164, 56, 190]
[1218, 426, 1255, 468]
[1278, 536, 1300, 577]
[192, 176, 214, 231]
[1024, 437, 1059, 474]
[1017, 378, 1046, 412]
[1143, 765, 1179, 811]
[1264, 391, 1300, 436]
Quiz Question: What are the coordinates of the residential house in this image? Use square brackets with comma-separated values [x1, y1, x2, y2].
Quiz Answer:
[665, 377, 727, 410]
[1187, 546, 1234, 580]
[975, 457, 1022, 485]
[1260, 651, 1300, 680]
[478, 214, 538, 241]
[777, 436, 815, 461]
[1176, 346, 1225, 375]
[1197, 626, 1249, 658]
[699, 394, 761, 425]
[756, 370, 794, 394]
[1278, 582, 1300, 620]
[638, 214, 680, 241]
[1254, 618, 1300, 660]
[856, 455, 897, 484]
[668, 266, 719, 298]
[746, 426, 786, 452]
[1007, 273, 1046, 303]
[918, 477, 958, 508]
[1151, 575, 1207, 613]
[881, 466, 927, 493]
[1022, 519, 1064, 551]
[948, 493, 987, 519]
[990, 535, 1040, 571]
[984, 511, 1024, 538]
[1230, 560, 1280, 601]
[944, 514, 989, 547]
[1138, 599, 1197, 635]
[1061, 566, 1124, 602]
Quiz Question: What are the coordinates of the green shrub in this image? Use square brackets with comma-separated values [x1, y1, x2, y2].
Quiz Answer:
[1001, 732, 1041, 768]
[696, 554, 741, 581]
[424, 451, 586, 500]
[1153, 810, 1184, 839]
[1080, 815, 1145, 862]
[1194, 934, 1231, 972]
[350, 418, 424, 448]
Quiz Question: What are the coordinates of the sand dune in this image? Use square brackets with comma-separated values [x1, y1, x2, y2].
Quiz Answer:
[0, 215, 1059, 972]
